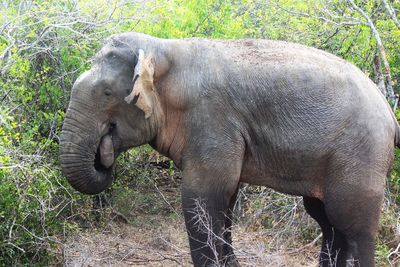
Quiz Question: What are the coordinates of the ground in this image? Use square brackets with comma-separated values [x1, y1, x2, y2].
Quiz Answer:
[60, 160, 320, 266]
[62, 217, 319, 266]
[59, 159, 399, 266]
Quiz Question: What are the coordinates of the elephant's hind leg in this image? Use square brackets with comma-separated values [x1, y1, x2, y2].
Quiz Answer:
[323, 174, 385, 267]
[303, 197, 347, 267]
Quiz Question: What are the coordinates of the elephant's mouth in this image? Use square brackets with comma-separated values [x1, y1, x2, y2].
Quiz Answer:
[94, 125, 118, 172]
[61, 112, 121, 194]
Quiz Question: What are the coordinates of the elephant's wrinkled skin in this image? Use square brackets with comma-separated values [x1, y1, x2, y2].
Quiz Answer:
[60, 33, 400, 267]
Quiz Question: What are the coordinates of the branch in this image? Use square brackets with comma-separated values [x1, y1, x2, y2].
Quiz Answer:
[347, 0, 383, 47]
[285, 233, 322, 255]
[381, 0, 400, 30]
[274, 2, 364, 27]
[347, 0, 396, 107]
[372, 50, 387, 96]
[190, 3, 222, 36]
[388, 242, 400, 267]
[318, 27, 340, 48]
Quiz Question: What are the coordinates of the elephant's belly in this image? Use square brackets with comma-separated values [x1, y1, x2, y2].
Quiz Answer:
[239, 156, 325, 199]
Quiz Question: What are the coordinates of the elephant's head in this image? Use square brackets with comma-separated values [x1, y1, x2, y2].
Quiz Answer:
[60, 34, 168, 194]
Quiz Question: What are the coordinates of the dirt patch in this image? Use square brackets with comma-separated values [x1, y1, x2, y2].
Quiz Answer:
[62, 218, 318, 266]
[63, 219, 191, 267]
[60, 159, 319, 266]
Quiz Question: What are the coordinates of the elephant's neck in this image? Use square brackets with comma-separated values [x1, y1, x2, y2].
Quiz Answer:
[151, 104, 185, 168]
[150, 75, 189, 167]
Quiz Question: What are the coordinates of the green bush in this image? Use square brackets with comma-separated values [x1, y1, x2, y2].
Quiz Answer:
[0, 1, 108, 264]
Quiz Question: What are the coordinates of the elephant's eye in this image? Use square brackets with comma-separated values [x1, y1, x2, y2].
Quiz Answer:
[104, 89, 113, 96]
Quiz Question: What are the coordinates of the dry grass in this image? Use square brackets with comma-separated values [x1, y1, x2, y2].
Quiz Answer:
[61, 218, 319, 267]
[58, 160, 399, 266]
[62, 220, 191, 266]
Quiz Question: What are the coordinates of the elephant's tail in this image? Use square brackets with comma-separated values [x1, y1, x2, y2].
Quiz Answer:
[387, 99, 400, 147]
[395, 121, 400, 148]
[394, 117, 400, 148]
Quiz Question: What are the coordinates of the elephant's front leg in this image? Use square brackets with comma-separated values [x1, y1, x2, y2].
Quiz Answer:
[181, 144, 243, 266]
[182, 187, 240, 266]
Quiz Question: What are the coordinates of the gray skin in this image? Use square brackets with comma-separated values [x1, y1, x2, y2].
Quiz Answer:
[60, 32, 400, 267]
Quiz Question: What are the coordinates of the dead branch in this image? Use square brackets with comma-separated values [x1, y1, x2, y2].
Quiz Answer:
[285, 233, 322, 255]
[0, 1, 145, 75]
[274, 2, 363, 27]
[388, 243, 400, 267]
[381, 0, 400, 30]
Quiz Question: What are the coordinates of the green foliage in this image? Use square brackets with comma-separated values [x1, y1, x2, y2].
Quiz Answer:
[129, 0, 245, 39]
[0, 160, 68, 265]
[0, 1, 114, 264]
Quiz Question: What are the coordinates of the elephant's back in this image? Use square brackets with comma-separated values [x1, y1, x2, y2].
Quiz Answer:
[187, 37, 349, 71]
[205, 38, 391, 125]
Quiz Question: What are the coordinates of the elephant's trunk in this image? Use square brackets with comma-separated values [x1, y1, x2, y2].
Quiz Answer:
[60, 102, 114, 195]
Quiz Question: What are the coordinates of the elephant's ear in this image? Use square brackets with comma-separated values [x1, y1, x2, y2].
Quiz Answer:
[125, 49, 155, 119]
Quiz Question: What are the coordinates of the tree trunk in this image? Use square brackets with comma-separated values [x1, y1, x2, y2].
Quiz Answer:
[372, 52, 386, 96]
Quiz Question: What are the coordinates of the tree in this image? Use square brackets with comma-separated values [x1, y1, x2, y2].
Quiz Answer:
[254, 0, 400, 109]
[347, 0, 396, 106]
[382, 0, 400, 30]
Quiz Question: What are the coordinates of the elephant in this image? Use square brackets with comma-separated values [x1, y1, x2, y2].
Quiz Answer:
[60, 32, 400, 267]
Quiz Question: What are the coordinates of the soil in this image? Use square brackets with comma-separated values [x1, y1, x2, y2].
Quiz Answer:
[62, 218, 319, 267]
[61, 160, 319, 266]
